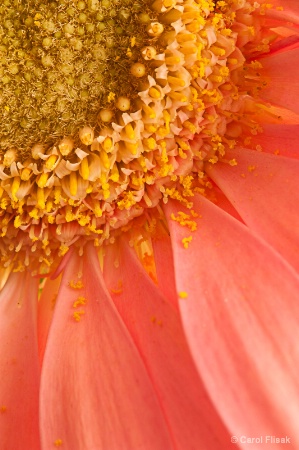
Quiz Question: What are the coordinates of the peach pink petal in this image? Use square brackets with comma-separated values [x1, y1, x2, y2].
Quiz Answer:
[249, 124, 299, 159]
[0, 272, 40, 450]
[259, 48, 299, 114]
[264, 35, 299, 56]
[210, 187, 244, 223]
[152, 235, 178, 310]
[39, 246, 172, 450]
[265, 0, 299, 25]
[103, 238, 234, 450]
[165, 195, 299, 449]
[206, 148, 299, 272]
[37, 275, 62, 364]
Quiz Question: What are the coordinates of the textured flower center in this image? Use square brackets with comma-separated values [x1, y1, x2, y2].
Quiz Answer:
[0, 0, 155, 154]
[0, 0, 278, 273]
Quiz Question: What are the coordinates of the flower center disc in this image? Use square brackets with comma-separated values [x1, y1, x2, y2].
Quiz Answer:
[0, 0, 155, 156]
[0, 0, 270, 274]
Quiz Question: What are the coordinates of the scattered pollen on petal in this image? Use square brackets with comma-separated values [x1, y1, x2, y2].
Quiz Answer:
[248, 165, 256, 173]
[73, 310, 85, 322]
[151, 316, 163, 326]
[69, 280, 84, 290]
[182, 236, 193, 249]
[73, 296, 87, 308]
[171, 213, 197, 232]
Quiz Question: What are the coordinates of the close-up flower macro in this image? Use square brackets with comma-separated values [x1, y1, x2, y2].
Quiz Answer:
[1, 0, 299, 449]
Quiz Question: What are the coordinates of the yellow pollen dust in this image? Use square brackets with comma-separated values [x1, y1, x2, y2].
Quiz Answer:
[182, 236, 193, 249]
[69, 280, 84, 290]
[73, 296, 87, 308]
[171, 213, 197, 232]
[73, 310, 85, 322]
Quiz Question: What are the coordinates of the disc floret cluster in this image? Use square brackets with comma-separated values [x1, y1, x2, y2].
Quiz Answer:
[0, 0, 156, 153]
[0, 0, 280, 273]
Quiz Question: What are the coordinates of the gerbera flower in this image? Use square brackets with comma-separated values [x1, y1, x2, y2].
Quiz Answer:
[0, 0, 299, 448]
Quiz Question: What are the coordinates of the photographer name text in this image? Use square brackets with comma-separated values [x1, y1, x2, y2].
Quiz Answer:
[231, 435, 291, 444]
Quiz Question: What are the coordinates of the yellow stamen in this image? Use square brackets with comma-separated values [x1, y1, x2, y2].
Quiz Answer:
[100, 151, 110, 169]
[14, 215, 22, 228]
[21, 168, 31, 181]
[145, 124, 158, 133]
[45, 155, 58, 170]
[210, 45, 226, 56]
[125, 141, 138, 155]
[165, 56, 181, 65]
[149, 87, 161, 99]
[54, 186, 62, 204]
[167, 75, 185, 87]
[93, 200, 103, 217]
[70, 172, 78, 197]
[179, 45, 197, 56]
[12, 177, 21, 202]
[29, 208, 39, 219]
[37, 187, 45, 209]
[110, 164, 119, 182]
[124, 123, 135, 140]
[81, 157, 90, 180]
[46, 200, 53, 212]
[102, 137, 113, 152]
[37, 173, 49, 188]
[143, 138, 156, 151]
[59, 244, 69, 256]
[168, 91, 187, 102]
[163, 110, 171, 130]
[141, 103, 156, 119]
[177, 33, 196, 43]
[184, 121, 196, 133]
